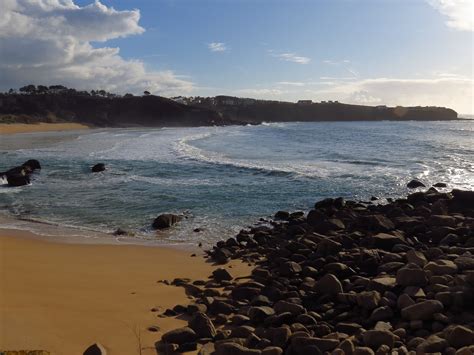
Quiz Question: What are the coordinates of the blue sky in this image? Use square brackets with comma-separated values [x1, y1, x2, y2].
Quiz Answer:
[2, 0, 473, 113]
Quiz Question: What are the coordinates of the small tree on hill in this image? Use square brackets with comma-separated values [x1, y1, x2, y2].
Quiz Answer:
[19, 84, 36, 94]
[143, 91, 151, 96]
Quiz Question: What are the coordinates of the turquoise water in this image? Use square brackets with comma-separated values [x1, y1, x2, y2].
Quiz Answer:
[0, 121, 473, 245]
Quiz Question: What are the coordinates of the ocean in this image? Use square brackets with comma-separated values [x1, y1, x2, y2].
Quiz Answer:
[1, 120, 472, 246]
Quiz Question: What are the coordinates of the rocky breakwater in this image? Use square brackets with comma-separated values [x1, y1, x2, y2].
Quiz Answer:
[156, 188, 474, 355]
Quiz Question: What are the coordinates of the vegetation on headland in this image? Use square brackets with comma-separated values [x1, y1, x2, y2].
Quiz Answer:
[0, 85, 458, 127]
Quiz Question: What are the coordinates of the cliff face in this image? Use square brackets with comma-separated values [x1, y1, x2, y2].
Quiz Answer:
[0, 93, 458, 127]
[0, 94, 226, 127]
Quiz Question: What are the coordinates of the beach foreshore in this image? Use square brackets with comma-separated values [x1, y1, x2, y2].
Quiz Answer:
[0, 228, 251, 354]
[0, 122, 89, 135]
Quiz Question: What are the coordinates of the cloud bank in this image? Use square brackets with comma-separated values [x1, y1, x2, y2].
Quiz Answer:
[0, 0, 193, 95]
[234, 75, 473, 114]
[428, 0, 474, 31]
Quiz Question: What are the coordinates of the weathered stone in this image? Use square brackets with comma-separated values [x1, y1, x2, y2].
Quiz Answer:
[407, 179, 425, 188]
[280, 261, 302, 276]
[213, 268, 233, 281]
[424, 259, 458, 275]
[189, 312, 216, 339]
[274, 300, 304, 315]
[317, 273, 343, 295]
[215, 342, 262, 355]
[406, 249, 427, 267]
[357, 291, 381, 310]
[261, 346, 283, 355]
[372, 233, 405, 250]
[363, 330, 395, 350]
[152, 213, 182, 229]
[162, 326, 197, 345]
[249, 306, 275, 322]
[83, 343, 107, 355]
[416, 335, 448, 353]
[396, 265, 428, 286]
[446, 325, 474, 349]
[401, 300, 443, 320]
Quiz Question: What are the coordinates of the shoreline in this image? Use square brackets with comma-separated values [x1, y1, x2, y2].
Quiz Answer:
[0, 122, 90, 135]
[0, 227, 251, 354]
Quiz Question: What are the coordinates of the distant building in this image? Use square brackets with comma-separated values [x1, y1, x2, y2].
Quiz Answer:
[172, 96, 188, 105]
[297, 100, 312, 105]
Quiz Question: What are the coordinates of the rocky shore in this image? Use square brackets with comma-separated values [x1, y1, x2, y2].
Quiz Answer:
[156, 188, 474, 354]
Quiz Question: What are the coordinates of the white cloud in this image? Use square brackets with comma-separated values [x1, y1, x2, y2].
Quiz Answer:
[428, 0, 474, 31]
[0, 0, 194, 95]
[309, 76, 474, 113]
[276, 81, 306, 87]
[272, 52, 311, 64]
[208, 42, 228, 52]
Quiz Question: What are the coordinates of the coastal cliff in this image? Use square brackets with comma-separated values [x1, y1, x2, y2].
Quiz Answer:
[0, 89, 458, 128]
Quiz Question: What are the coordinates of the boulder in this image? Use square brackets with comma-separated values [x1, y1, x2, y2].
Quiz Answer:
[189, 312, 216, 339]
[416, 335, 448, 353]
[317, 274, 343, 295]
[215, 342, 262, 355]
[372, 233, 406, 250]
[401, 300, 443, 320]
[424, 259, 458, 275]
[407, 179, 425, 188]
[6, 173, 30, 186]
[396, 265, 428, 286]
[152, 213, 183, 229]
[406, 249, 427, 267]
[91, 163, 105, 172]
[161, 326, 197, 344]
[362, 330, 395, 350]
[83, 343, 107, 355]
[212, 268, 233, 282]
[446, 325, 474, 349]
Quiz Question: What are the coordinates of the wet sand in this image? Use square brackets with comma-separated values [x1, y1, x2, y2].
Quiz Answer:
[0, 228, 251, 354]
[0, 123, 89, 135]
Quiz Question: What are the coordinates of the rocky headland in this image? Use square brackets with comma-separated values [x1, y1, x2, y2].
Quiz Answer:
[155, 187, 474, 355]
[0, 86, 458, 128]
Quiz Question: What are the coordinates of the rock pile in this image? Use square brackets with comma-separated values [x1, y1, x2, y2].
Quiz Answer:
[157, 188, 473, 354]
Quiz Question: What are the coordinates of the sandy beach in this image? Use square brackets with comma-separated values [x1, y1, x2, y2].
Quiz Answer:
[0, 228, 251, 354]
[0, 123, 89, 135]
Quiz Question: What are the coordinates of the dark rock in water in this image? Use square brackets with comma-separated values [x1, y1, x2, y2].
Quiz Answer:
[23, 159, 41, 171]
[407, 179, 425, 188]
[112, 228, 131, 236]
[6, 173, 30, 186]
[433, 182, 447, 188]
[83, 343, 106, 355]
[91, 163, 105, 172]
[152, 213, 182, 229]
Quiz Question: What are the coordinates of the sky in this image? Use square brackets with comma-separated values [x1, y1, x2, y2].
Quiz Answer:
[1, 0, 473, 114]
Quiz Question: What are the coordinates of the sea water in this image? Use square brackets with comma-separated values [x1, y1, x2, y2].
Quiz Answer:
[0, 121, 472, 246]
